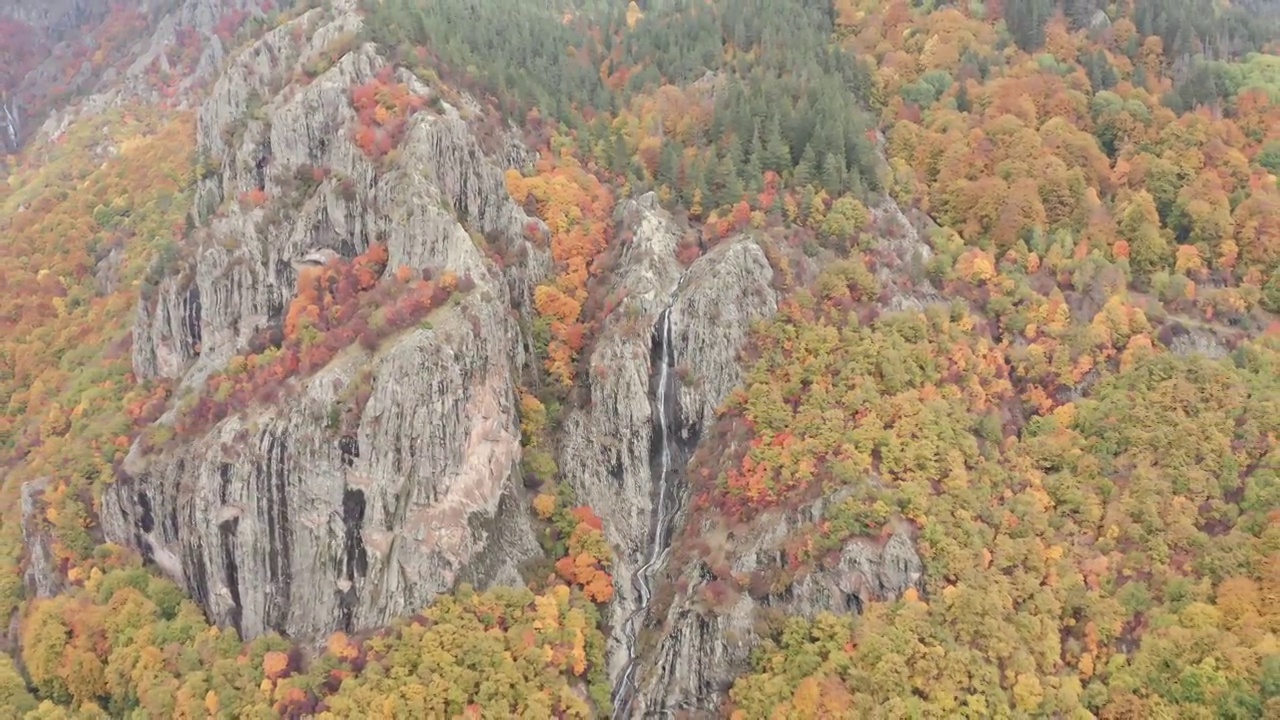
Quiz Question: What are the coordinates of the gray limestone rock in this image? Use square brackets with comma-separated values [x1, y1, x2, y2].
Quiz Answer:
[107, 3, 546, 643]
[105, 297, 539, 640]
[556, 193, 780, 685]
[632, 515, 923, 716]
[671, 239, 778, 438]
[557, 194, 685, 680]
[20, 479, 61, 600]
[630, 190, 933, 715]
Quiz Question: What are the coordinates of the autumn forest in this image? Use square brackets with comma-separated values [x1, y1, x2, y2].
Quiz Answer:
[0, 0, 1279, 717]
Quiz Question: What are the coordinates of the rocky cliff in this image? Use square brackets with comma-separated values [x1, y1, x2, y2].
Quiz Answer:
[3, 0, 270, 152]
[630, 510, 923, 715]
[104, 0, 551, 641]
[628, 189, 939, 716]
[88, 0, 796, 677]
[552, 193, 780, 707]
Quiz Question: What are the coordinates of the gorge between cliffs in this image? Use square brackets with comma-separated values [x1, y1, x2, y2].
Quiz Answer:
[614, 303, 684, 718]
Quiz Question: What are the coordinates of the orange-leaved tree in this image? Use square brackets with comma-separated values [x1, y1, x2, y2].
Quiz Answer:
[554, 507, 615, 603]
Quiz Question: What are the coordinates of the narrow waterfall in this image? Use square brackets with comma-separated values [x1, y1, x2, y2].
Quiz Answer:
[613, 306, 681, 718]
[2, 101, 18, 151]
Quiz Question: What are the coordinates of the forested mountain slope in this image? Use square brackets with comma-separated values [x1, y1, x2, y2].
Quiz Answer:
[0, 0, 1277, 717]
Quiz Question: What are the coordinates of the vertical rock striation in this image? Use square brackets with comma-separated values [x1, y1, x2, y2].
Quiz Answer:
[556, 192, 780, 692]
[631, 510, 923, 716]
[105, 2, 548, 643]
[629, 190, 938, 716]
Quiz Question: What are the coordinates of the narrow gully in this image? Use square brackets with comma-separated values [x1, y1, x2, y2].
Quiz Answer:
[613, 306, 681, 718]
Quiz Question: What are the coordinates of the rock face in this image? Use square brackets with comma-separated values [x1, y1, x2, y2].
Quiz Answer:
[629, 189, 937, 716]
[105, 298, 540, 639]
[20, 479, 61, 600]
[104, 2, 548, 642]
[670, 239, 778, 439]
[3, 0, 271, 151]
[632, 513, 923, 716]
[555, 193, 779, 692]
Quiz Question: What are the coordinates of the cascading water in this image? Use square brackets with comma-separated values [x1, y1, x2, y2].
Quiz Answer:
[2, 101, 18, 151]
[613, 306, 682, 718]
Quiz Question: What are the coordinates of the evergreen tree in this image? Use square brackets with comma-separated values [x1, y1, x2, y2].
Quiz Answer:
[1006, 0, 1053, 51]
[770, 189, 785, 218]
[1133, 64, 1148, 91]
[787, 96, 815, 166]
[712, 137, 745, 207]
[744, 127, 765, 192]
[610, 131, 630, 176]
[821, 152, 845, 195]
[657, 142, 681, 190]
[717, 152, 744, 208]
[763, 115, 791, 172]
[793, 143, 818, 188]
[683, 158, 708, 209]
[798, 184, 817, 223]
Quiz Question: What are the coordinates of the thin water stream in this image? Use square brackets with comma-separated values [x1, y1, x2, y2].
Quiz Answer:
[612, 307, 682, 718]
[3, 102, 18, 149]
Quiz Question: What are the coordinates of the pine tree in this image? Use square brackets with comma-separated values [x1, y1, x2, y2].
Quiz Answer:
[793, 144, 818, 188]
[763, 115, 791, 172]
[682, 158, 707, 209]
[657, 142, 681, 190]
[787, 96, 815, 166]
[713, 139, 744, 208]
[821, 152, 845, 195]
[799, 184, 817, 224]
[1006, 0, 1054, 51]
[690, 187, 705, 220]
[1132, 64, 1148, 91]
[610, 131, 630, 176]
[721, 162, 744, 208]
[744, 127, 765, 192]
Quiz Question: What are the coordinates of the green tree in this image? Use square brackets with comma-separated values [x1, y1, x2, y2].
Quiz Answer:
[763, 114, 792, 172]
[0, 653, 37, 716]
[820, 195, 870, 245]
[793, 143, 818, 188]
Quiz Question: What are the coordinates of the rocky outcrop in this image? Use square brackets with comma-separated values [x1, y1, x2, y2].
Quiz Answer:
[559, 196, 683, 577]
[0, 0, 107, 36]
[868, 194, 942, 312]
[134, 1, 546, 382]
[20, 479, 61, 600]
[1162, 321, 1231, 359]
[556, 195, 683, 684]
[629, 189, 934, 715]
[130, 4, 373, 380]
[555, 193, 779, 690]
[134, 274, 202, 382]
[106, 2, 548, 643]
[670, 240, 777, 439]
[10, 0, 273, 150]
[632, 514, 923, 716]
[104, 296, 540, 640]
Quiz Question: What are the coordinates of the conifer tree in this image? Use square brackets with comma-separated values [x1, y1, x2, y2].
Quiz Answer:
[763, 115, 791, 172]
[793, 144, 818, 188]
[821, 152, 845, 195]
[745, 127, 765, 192]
